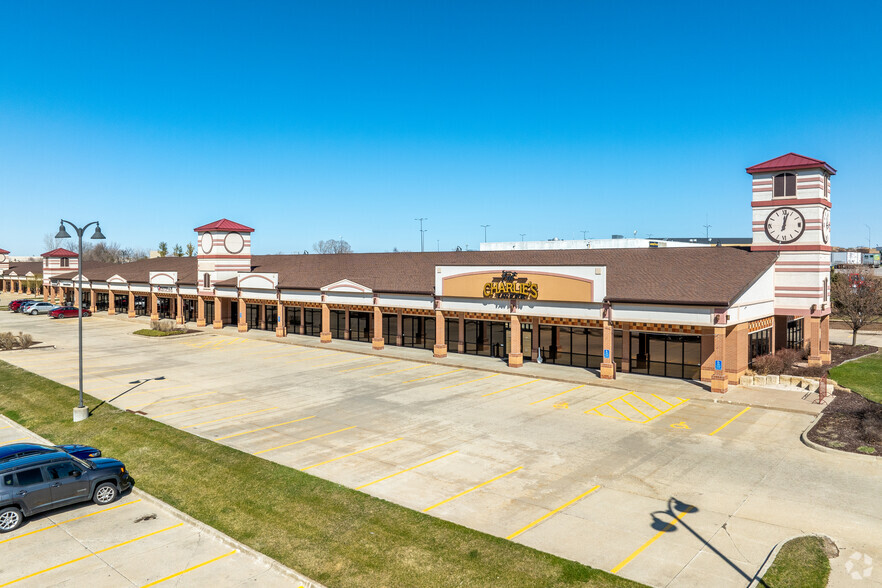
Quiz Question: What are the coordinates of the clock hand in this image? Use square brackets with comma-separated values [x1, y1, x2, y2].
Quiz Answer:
[781, 211, 788, 232]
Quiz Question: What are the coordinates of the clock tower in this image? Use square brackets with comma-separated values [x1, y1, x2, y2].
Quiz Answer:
[747, 153, 834, 365]
[194, 218, 255, 291]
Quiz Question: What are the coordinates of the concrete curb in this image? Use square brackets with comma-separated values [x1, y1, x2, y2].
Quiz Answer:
[800, 409, 882, 461]
[0, 415, 324, 588]
[747, 534, 836, 588]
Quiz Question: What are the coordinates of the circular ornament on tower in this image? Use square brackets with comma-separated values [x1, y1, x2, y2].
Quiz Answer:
[0, 253, 6, 263]
[200, 232, 213, 254]
[224, 232, 244, 254]
[764, 207, 805, 244]
[821, 208, 831, 244]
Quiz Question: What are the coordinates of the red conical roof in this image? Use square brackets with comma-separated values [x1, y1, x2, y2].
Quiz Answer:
[41, 248, 79, 258]
[193, 219, 255, 233]
[746, 153, 836, 175]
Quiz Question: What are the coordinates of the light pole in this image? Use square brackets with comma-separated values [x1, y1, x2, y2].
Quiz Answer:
[481, 224, 490, 243]
[415, 218, 427, 252]
[867, 225, 871, 250]
[55, 219, 105, 422]
[520, 233, 526, 242]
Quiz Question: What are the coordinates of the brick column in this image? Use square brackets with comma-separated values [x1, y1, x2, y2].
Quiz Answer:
[396, 310, 403, 346]
[600, 320, 616, 379]
[433, 310, 447, 358]
[42, 286, 47, 302]
[711, 326, 728, 393]
[344, 308, 351, 340]
[320, 303, 331, 343]
[372, 307, 384, 350]
[150, 292, 159, 320]
[89, 289, 97, 313]
[108, 291, 116, 315]
[807, 316, 822, 367]
[276, 300, 285, 337]
[299, 306, 305, 335]
[26, 281, 32, 295]
[197, 296, 206, 327]
[176, 294, 184, 325]
[621, 324, 631, 372]
[128, 291, 136, 317]
[820, 315, 831, 365]
[213, 296, 223, 329]
[238, 298, 248, 332]
[458, 316, 466, 354]
[508, 315, 523, 367]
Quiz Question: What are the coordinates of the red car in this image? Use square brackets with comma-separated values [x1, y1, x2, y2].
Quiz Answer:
[8, 300, 32, 312]
[48, 306, 92, 319]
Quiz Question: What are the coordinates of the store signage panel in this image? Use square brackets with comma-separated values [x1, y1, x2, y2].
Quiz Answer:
[442, 269, 595, 303]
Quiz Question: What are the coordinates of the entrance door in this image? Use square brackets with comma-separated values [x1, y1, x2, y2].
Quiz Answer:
[629, 333, 701, 379]
[264, 305, 277, 331]
[205, 300, 215, 325]
[246, 304, 260, 329]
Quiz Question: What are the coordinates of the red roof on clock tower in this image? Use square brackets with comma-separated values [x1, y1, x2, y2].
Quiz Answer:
[746, 153, 836, 175]
[193, 219, 255, 233]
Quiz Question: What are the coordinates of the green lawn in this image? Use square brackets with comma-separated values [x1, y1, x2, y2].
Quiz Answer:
[761, 536, 831, 588]
[0, 360, 639, 588]
[829, 352, 882, 404]
[133, 328, 187, 337]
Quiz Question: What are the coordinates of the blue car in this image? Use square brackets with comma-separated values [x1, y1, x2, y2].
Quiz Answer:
[0, 443, 102, 463]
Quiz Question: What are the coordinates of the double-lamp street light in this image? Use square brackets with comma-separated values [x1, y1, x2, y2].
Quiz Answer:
[55, 219, 105, 422]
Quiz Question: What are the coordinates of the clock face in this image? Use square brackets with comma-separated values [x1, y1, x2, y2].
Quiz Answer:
[0, 254, 6, 263]
[821, 208, 831, 244]
[764, 207, 805, 244]
[200, 232, 213, 254]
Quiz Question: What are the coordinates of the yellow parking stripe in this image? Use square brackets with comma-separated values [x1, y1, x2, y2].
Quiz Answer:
[182, 407, 279, 429]
[610, 506, 695, 574]
[506, 486, 600, 539]
[709, 407, 752, 436]
[129, 391, 217, 409]
[356, 451, 458, 490]
[423, 466, 523, 512]
[481, 379, 539, 398]
[0, 500, 141, 545]
[403, 369, 465, 383]
[306, 357, 366, 369]
[215, 415, 316, 440]
[0, 523, 183, 588]
[285, 353, 337, 364]
[528, 384, 585, 405]
[440, 373, 499, 389]
[140, 550, 237, 587]
[253, 426, 356, 455]
[2, 437, 31, 444]
[152, 399, 245, 419]
[339, 360, 399, 373]
[369, 364, 430, 377]
[301, 438, 402, 471]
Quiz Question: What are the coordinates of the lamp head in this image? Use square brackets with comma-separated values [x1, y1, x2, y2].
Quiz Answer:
[55, 222, 71, 240]
[90, 224, 105, 240]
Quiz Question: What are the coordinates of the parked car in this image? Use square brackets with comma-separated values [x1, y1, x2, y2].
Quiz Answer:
[9, 300, 34, 313]
[17, 301, 40, 313]
[24, 302, 57, 315]
[48, 306, 92, 319]
[0, 443, 102, 463]
[0, 451, 133, 532]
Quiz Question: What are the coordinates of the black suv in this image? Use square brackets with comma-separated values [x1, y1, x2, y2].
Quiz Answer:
[0, 450, 134, 533]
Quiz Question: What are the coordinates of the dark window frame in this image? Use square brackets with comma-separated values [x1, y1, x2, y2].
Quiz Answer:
[773, 173, 796, 197]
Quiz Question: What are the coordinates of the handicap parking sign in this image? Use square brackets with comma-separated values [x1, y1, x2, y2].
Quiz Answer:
[604, 349, 610, 359]
[715, 360, 722, 370]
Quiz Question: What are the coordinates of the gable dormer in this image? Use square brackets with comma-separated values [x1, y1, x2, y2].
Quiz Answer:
[41, 248, 79, 285]
[194, 219, 254, 293]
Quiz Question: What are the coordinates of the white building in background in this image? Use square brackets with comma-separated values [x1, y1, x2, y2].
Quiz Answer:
[480, 237, 708, 252]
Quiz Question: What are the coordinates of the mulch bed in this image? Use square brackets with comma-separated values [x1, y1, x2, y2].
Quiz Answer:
[807, 387, 882, 456]
[787, 344, 878, 378]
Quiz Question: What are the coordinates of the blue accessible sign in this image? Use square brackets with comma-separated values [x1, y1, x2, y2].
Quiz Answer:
[715, 360, 722, 370]
[604, 349, 610, 359]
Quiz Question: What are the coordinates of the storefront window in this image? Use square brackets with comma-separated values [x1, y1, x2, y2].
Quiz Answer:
[304, 308, 322, 336]
[749, 328, 772, 363]
[402, 315, 435, 350]
[286, 306, 301, 332]
[264, 305, 277, 331]
[630, 332, 701, 380]
[786, 318, 804, 349]
[350, 311, 372, 342]
[205, 300, 215, 325]
[382, 314, 398, 346]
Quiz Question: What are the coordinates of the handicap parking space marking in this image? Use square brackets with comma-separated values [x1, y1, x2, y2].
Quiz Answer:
[422, 466, 524, 512]
[585, 392, 688, 424]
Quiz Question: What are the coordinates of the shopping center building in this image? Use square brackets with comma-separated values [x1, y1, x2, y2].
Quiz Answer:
[0, 153, 834, 392]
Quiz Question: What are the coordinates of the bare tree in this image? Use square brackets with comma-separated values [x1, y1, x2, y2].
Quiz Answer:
[313, 239, 353, 254]
[832, 267, 882, 345]
[42, 234, 146, 263]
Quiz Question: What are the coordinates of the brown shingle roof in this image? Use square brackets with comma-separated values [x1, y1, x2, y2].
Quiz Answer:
[7, 261, 43, 276]
[51, 248, 778, 307]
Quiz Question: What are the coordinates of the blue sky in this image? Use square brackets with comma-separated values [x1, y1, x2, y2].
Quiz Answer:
[2, 1, 880, 255]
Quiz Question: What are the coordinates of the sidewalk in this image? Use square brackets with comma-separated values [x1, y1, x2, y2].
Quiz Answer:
[102, 312, 825, 416]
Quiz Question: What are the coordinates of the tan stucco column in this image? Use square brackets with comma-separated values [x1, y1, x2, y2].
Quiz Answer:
[128, 291, 135, 317]
[433, 310, 447, 358]
[396, 310, 403, 346]
[150, 292, 158, 320]
[621, 324, 631, 372]
[372, 307, 384, 350]
[42, 286, 47, 302]
[176, 294, 184, 325]
[26, 281, 32, 295]
[276, 300, 285, 337]
[508, 315, 523, 367]
[807, 316, 822, 367]
[197, 296, 206, 327]
[820, 315, 831, 365]
[320, 303, 331, 343]
[299, 306, 305, 335]
[108, 291, 116, 315]
[344, 308, 351, 340]
[213, 296, 223, 329]
[711, 326, 728, 393]
[89, 289, 97, 313]
[600, 320, 616, 379]
[238, 298, 248, 332]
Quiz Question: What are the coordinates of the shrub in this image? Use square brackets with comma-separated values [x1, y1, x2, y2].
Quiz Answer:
[777, 347, 803, 371]
[753, 353, 784, 375]
[16, 332, 33, 349]
[0, 332, 16, 351]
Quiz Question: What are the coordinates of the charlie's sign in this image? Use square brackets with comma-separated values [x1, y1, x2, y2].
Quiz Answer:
[483, 271, 539, 300]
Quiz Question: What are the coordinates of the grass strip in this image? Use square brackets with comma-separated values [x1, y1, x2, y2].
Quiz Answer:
[829, 351, 882, 404]
[0, 360, 639, 588]
[133, 329, 187, 337]
[761, 535, 831, 588]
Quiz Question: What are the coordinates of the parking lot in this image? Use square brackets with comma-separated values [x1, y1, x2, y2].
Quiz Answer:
[2, 306, 881, 588]
[0, 417, 311, 587]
